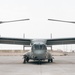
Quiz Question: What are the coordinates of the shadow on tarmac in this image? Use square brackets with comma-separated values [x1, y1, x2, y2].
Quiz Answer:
[25, 60, 54, 65]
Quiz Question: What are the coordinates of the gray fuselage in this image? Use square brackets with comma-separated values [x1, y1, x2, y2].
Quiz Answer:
[31, 43, 47, 60]
[23, 39, 53, 63]
[26, 39, 51, 60]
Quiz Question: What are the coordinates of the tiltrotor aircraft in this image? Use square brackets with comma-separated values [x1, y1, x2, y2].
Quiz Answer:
[0, 18, 75, 63]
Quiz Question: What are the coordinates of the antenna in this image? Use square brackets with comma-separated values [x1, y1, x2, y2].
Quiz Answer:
[50, 33, 52, 51]
[23, 33, 25, 51]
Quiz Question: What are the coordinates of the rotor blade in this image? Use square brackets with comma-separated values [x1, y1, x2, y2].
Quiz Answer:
[0, 18, 30, 24]
[48, 19, 75, 24]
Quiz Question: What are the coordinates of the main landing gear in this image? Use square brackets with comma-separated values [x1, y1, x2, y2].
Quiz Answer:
[23, 55, 29, 63]
[48, 58, 53, 63]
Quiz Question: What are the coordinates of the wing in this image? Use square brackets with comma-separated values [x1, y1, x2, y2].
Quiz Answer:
[0, 37, 31, 46]
[46, 38, 75, 45]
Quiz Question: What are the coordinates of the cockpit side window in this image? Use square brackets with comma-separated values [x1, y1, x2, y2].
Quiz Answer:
[33, 45, 39, 50]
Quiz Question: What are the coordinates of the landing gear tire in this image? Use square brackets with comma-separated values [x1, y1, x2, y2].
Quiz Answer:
[23, 59, 26, 64]
[51, 59, 53, 63]
[27, 57, 29, 62]
[38, 60, 41, 64]
[48, 59, 50, 62]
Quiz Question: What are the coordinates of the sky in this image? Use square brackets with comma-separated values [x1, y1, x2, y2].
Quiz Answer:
[0, 0, 75, 51]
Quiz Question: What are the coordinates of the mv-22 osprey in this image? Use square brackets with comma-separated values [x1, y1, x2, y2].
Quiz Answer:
[0, 18, 75, 63]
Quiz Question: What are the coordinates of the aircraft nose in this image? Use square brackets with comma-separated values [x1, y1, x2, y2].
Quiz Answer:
[34, 50, 45, 54]
[34, 54, 46, 60]
[33, 50, 46, 59]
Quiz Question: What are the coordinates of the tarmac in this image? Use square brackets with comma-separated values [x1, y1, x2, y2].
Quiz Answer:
[0, 56, 75, 75]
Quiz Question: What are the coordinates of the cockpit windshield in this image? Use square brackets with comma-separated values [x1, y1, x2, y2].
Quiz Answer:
[32, 44, 47, 50]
